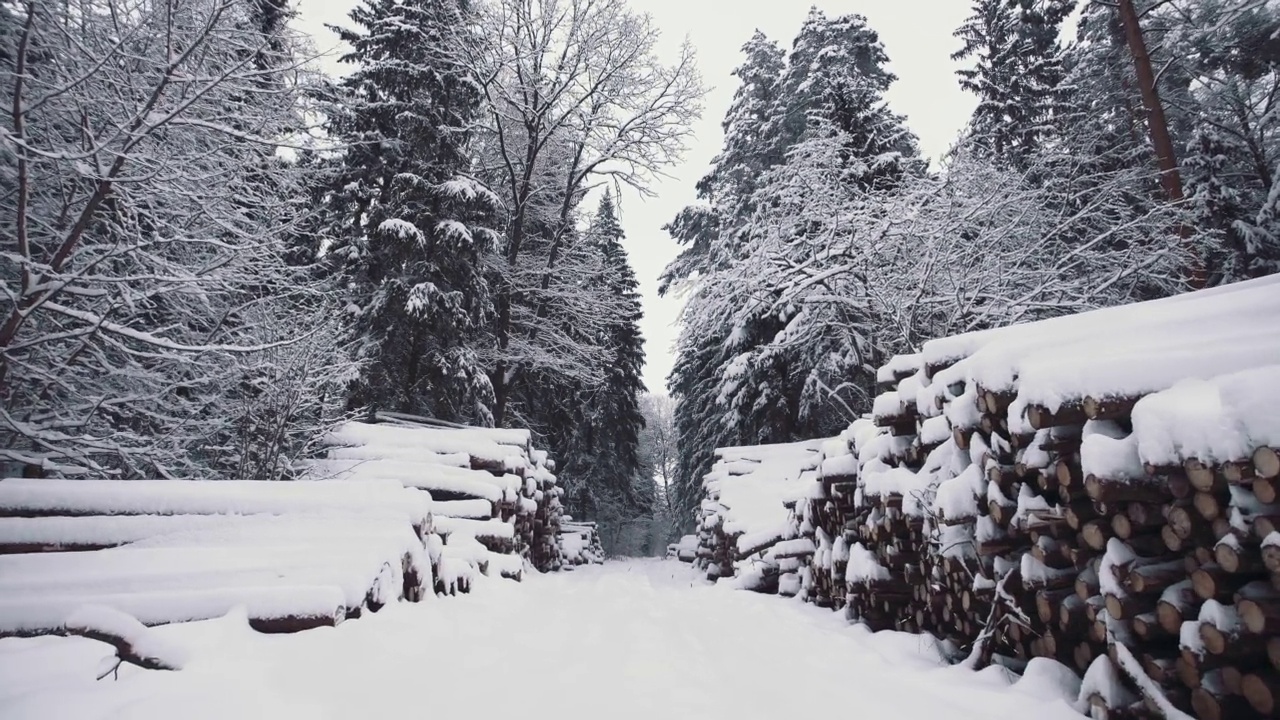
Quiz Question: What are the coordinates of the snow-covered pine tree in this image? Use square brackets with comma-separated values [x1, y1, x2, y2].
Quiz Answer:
[1165, 0, 1280, 281]
[662, 31, 785, 292]
[322, 0, 499, 425]
[709, 10, 921, 443]
[952, 0, 1074, 167]
[543, 192, 652, 553]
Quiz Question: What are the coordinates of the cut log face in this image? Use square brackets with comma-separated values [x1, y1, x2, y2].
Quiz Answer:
[1185, 459, 1225, 494]
[1216, 540, 1264, 575]
[1194, 491, 1226, 521]
[1240, 596, 1280, 635]
[1255, 477, 1280, 505]
[1243, 670, 1280, 715]
[1256, 447, 1280, 480]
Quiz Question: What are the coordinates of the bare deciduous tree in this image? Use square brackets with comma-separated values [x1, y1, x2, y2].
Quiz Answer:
[468, 0, 703, 426]
[0, 0, 345, 477]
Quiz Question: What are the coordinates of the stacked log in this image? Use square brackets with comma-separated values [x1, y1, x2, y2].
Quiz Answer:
[0, 478, 433, 636]
[695, 274, 1280, 718]
[667, 534, 699, 562]
[693, 440, 825, 587]
[314, 418, 567, 581]
[559, 520, 604, 566]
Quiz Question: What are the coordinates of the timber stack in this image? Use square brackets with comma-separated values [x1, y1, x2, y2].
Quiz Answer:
[311, 416, 567, 580]
[0, 478, 435, 640]
[695, 274, 1280, 719]
[559, 519, 605, 566]
[693, 440, 825, 591]
[0, 418, 572, 653]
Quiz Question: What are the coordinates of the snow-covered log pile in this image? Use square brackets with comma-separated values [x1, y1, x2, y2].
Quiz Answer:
[309, 416, 566, 582]
[694, 440, 826, 590]
[668, 534, 699, 562]
[0, 478, 433, 637]
[784, 274, 1280, 719]
[559, 519, 605, 566]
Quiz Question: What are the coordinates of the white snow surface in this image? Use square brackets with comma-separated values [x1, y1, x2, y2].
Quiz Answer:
[920, 273, 1280, 387]
[0, 561, 1087, 720]
[0, 479, 432, 528]
[703, 439, 824, 540]
[324, 422, 529, 472]
[1129, 364, 1280, 466]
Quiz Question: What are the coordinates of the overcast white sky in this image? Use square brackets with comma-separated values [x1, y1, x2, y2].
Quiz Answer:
[293, 0, 977, 394]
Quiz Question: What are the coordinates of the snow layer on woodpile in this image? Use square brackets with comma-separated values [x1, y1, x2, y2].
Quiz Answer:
[1080, 432, 1142, 481]
[1128, 364, 1280, 466]
[876, 352, 922, 384]
[920, 273, 1279, 383]
[64, 605, 190, 670]
[845, 542, 890, 584]
[431, 499, 493, 519]
[1, 543, 415, 616]
[323, 443, 471, 468]
[325, 422, 529, 472]
[0, 514, 270, 549]
[871, 391, 904, 421]
[862, 466, 934, 516]
[0, 584, 348, 636]
[919, 415, 952, 445]
[308, 457, 514, 502]
[0, 479, 432, 529]
[703, 440, 824, 534]
[433, 517, 515, 541]
[1012, 657, 1082, 705]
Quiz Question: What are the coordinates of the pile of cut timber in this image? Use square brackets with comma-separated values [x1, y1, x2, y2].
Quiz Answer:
[559, 519, 604, 566]
[668, 534, 698, 563]
[0, 478, 433, 637]
[700, 274, 1280, 719]
[693, 440, 825, 591]
[309, 415, 566, 582]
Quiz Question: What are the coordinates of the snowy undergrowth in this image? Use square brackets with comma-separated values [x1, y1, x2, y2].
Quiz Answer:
[1, 560, 1083, 720]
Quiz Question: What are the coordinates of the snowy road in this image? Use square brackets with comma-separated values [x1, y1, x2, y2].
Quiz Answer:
[1, 560, 1087, 719]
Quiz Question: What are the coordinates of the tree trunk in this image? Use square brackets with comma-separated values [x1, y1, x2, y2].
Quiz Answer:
[1116, 0, 1204, 288]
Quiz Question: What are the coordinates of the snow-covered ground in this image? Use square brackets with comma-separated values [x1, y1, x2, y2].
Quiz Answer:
[0, 560, 1086, 720]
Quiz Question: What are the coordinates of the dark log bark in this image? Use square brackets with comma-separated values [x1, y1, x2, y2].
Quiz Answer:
[1082, 394, 1142, 422]
[1027, 403, 1088, 430]
[1085, 475, 1170, 505]
[1127, 559, 1186, 596]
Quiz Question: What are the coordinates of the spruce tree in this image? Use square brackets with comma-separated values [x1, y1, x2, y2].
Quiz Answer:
[662, 30, 785, 291]
[953, 0, 1075, 167]
[559, 193, 651, 532]
[323, 0, 498, 424]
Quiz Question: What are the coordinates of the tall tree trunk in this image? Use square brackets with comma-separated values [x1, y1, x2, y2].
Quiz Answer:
[1116, 0, 1205, 288]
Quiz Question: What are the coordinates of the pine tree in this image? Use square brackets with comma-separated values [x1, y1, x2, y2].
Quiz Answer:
[953, 0, 1075, 167]
[557, 193, 651, 538]
[662, 30, 784, 291]
[323, 0, 498, 425]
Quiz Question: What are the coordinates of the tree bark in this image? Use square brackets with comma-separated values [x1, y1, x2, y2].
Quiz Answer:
[1116, 0, 1204, 288]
